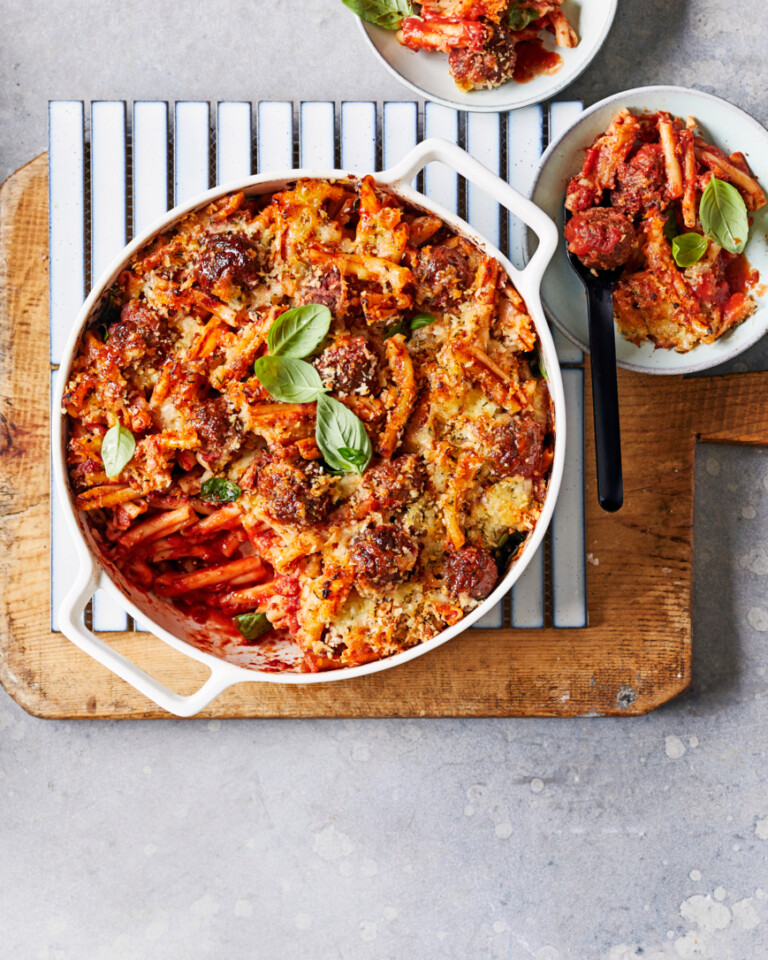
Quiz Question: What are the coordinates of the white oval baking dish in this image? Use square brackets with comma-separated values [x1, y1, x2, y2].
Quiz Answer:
[53, 137, 564, 716]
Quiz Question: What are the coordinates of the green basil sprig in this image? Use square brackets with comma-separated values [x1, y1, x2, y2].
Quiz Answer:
[663, 212, 678, 244]
[267, 303, 332, 358]
[255, 302, 373, 475]
[316, 394, 372, 475]
[340, 0, 413, 30]
[384, 312, 436, 339]
[699, 176, 750, 255]
[201, 477, 241, 503]
[101, 423, 135, 479]
[233, 611, 272, 641]
[383, 320, 407, 340]
[530, 345, 548, 381]
[254, 356, 328, 403]
[508, 3, 540, 30]
[671, 233, 709, 269]
[410, 312, 436, 331]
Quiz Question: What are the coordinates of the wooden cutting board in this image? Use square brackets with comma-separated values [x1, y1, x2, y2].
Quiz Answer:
[2, 154, 767, 719]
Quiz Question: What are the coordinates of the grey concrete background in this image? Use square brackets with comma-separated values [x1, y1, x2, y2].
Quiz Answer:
[2, 1, 768, 957]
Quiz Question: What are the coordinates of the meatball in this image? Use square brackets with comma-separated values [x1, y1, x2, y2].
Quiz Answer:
[565, 208, 635, 271]
[256, 458, 333, 526]
[108, 301, 168, 361]
[190, 396, 236, 464]
[449, 20, 517, 91]
[416, 240, 475, 307]
[314, 336, 379, 396]
[490, 417, 545, 479]
[196, 232, 260, 293]
[610, 144, 666, 218]
[350, 524, 418, 591]
[363, 454, 425, 512]
[442, 546, 498, 600]
[299, 267, 345, 316]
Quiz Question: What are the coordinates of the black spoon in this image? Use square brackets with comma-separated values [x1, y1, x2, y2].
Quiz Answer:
[563, 206, 623, 513]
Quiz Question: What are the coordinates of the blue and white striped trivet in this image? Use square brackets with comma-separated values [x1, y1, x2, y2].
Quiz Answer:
[48, 99, 587, 635]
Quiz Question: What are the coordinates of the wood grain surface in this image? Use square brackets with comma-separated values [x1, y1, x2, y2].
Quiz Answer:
[2, 155, 766, 719]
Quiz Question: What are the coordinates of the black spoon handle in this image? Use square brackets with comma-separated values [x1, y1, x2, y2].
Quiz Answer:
[585, 284, 623, 512]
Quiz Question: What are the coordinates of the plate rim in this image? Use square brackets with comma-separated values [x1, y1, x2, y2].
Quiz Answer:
[356, 0, 618, 113]
[529, 83, 768, 375]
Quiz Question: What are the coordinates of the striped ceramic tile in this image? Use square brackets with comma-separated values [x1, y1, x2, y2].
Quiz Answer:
[49, 101, 85, 629]
[506, 105, 543, 273]
[547, 101, 587, 627]
[90, 101, 130, 632]
[48, 100, 588, 634]
[258, 102, 293, 172]
[49, 101, 85, 365]
[300, 102, 335, 169]
[341, 101, 376, 173]
[465, 112, 501, 249]
[382, 102, 418, 179]
[133, 102, 169, 235]
[174, 101, 210, 204]
[216, 101, 252, 184]
[552, 369, 587, 627]
[423, 102, 459, 210]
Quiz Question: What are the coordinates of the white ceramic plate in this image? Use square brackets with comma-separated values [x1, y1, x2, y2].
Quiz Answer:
[358, 0, 617, 112]
[530, 85, 768, 374]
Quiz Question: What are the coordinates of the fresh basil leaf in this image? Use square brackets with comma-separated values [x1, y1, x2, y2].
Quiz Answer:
[410, 312, 436, 331]
[508, 3, 539, 30]
[671, 232, 708, 268]
[663, 212, 678, 244]
[101, 423, 135, 479]
[528, 345, 548, 380]
[315, 393, 372, 475]
[254, 356, 327, 403]
[340, 0, 413, 30]
[233, 611, 272, 642]
[699, 176, 750, 255]
[267, 303, 332, 358]
[201, 477, 241, 503]
[97, 287, 121, 341]
[383, 319, 407, 340]
[338, 446, 368, 468]
[494, 529, 527, 566]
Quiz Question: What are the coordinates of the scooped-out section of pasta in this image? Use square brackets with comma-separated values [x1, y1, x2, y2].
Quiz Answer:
[63, 176, 554, 672]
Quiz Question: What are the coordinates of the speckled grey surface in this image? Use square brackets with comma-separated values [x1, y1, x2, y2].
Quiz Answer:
[2, 1, 768, 957]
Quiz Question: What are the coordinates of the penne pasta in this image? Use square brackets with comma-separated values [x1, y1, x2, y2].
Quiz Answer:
[65, 175, 554, 672]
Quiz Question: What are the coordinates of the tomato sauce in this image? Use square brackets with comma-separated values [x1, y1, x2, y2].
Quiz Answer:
[513, 39, 562, 84]
[724, 254, 759, 295]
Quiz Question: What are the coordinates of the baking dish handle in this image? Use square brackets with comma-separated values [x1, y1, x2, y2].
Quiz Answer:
[381, 137, 558, 286]
[59, 563, 242, 717]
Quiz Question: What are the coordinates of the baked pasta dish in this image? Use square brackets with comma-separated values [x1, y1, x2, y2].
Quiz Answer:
[565, 108, 766, 352]
[63, 177, 554, 672]
[343, 0, 578, 91]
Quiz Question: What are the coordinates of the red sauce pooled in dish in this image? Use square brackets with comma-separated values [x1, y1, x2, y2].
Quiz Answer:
[724, 254, 759, 295]
[513, 39, 562, 84]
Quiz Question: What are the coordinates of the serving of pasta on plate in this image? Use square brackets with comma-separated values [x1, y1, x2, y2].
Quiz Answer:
[564, 108, 766, 352]
[343, 0, 579, 91]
